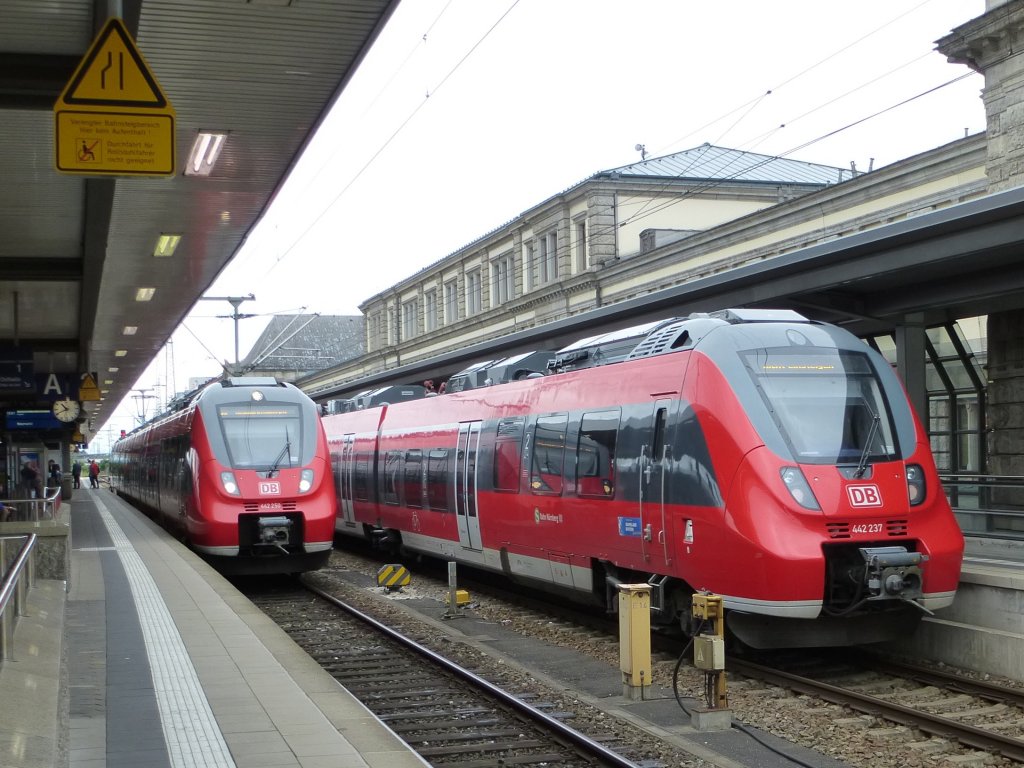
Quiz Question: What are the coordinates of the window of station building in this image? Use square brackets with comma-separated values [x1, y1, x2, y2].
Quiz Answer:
[491, 253, 515, 306]
[424, 290, 438, 332]
[427, 449, 450, 511]
[368, 311, 384, 351]
[443, 279, 459, 325]
[577, 409, 619, 498]
[523, 239, 537, 291]
[403, 449, 423, 507]
[540, 231, 558, 284]
[530, 414, 567, 495]
[466, 268, 483, 316]
[383, 451, 401, 505]
[402, 299, 418, 340]
[574, 218, 587, 272]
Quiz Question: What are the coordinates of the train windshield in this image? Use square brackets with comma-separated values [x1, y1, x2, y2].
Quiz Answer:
[742, 347, 898, 465]
[215, 402, 305, 469]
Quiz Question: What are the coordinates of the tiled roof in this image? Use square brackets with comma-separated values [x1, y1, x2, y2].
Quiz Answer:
[240, 314, 364, 375]
[599, 143, 850, 185]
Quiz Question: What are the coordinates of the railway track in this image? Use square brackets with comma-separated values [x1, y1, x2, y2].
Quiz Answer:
[733, 651, 1024, 764]
[243, 579, 652, 768]
[249, 547, 1024, 767]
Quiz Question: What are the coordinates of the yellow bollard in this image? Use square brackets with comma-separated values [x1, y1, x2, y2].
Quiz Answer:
[618, 584, 652, 700]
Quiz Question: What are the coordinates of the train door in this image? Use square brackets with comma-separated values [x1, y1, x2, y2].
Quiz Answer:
[337, 434, 357, 527]
[455, 422, 482, 550]
[639, 398, 673, 566]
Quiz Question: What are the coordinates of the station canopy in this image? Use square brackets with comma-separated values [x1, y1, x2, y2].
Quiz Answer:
[0, 0, 399, 432]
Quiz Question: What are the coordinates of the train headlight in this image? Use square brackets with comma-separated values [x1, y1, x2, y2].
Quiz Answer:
[906, 463, 926, 506]
[298, 468, 314, 493]
[780, 466, 820, 510]
[220, 471, 240, 496]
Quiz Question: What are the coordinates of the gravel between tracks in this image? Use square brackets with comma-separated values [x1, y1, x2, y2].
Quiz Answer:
[309, 548, 1018, 768]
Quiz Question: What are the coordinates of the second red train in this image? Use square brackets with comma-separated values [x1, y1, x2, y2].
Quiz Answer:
[323, 309, 964, 648]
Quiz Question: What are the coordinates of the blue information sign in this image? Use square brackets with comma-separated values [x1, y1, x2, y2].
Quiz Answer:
[617, 516, 643, 537]
[6, 410, 62, 430]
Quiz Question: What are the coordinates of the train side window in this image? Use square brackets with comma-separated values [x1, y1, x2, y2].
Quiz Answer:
[652, 406, 668, 461]
[383, 451, 401, 506]
[577, 409, 619, 499]
[493, 417, 525, 492]
[427, 449, 449, 511]
[404, 449, 423, 507]
[354, 452, 371, 501]
[530, 414, 567, 495]
[494, 440, 521, 491]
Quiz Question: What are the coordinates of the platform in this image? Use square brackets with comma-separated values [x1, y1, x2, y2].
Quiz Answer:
[0, 487, 427, 768]
[890, 537, 1024, 680]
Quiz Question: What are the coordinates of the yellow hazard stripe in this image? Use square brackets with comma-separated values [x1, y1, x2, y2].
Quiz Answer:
[377, 565, 411, 587]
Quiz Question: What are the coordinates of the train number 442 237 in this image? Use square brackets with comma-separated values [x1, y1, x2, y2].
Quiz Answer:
[851, 523, 884, 534]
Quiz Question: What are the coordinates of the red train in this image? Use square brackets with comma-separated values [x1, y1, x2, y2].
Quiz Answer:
[110, 377, 336, 575]
[323, 309, 965, 648]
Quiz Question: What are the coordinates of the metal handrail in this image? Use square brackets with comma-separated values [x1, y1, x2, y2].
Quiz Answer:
[939, 473, 1024, 543]
[0, 533, 36, 661]
[0, 487, 62, 523]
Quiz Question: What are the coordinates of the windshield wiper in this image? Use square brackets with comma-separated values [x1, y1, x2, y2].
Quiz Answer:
[268, 428, 292, 476]
[854, 414, 881, 478]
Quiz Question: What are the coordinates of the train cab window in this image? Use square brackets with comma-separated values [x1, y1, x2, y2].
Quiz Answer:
[743, 347, 898, 464]
[216, 402, 305, 469]
[530, 414, 567, 495]
[383, 451, 401, 505]
[404, 449, 423, 507]
[577, 409, 619, 498]
[427, 449, 450, 511]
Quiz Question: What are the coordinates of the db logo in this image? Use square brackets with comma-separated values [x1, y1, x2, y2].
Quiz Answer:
[259, 481, 281, 495]
[847, 484, 882, 507]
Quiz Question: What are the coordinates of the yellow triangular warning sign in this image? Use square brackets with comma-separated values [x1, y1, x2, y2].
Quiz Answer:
[79, 372, 101, 402]
[58, 17, 169, 109]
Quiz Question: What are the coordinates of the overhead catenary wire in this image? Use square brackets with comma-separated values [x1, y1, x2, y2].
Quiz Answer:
[264, 0, 522, 276]
[203, 0, 980, 323]
[576, 71, 977, 260]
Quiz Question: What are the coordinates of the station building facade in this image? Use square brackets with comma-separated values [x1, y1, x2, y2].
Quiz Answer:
[302, 137, 988, 402]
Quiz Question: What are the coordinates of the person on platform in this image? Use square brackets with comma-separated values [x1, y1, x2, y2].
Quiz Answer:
[32, 462, 44, 500]
[71, 460, 82, 489]
[88, 460, 100, 489]
[19, 461, 37, 498]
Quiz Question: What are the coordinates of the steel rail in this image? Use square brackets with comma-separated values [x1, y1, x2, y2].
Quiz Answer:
[302, 577, 641, 768]
[854, 652, 1024, 708]
[731, 657, 1024, 762]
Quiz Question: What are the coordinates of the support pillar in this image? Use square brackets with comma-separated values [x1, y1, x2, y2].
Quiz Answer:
[894, 315, 928, 425]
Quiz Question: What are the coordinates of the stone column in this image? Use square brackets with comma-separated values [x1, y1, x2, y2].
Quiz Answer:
[894, 315, 928, 426]
[939, 0, 1024, 479]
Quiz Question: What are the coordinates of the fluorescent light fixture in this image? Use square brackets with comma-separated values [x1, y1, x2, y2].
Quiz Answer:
[135, 287, 156, 302]
[123, 326, 137, 335]
[108, 367, 119, 372]
[114, 350, 127, 357]
[104, 379, 114, 385]
[154, 234, 181, 257]
[185, 131, 228, 176]
[100, 390, 108, 395]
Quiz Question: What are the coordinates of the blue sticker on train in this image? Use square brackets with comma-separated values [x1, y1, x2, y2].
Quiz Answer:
[618, 517, 642, 537]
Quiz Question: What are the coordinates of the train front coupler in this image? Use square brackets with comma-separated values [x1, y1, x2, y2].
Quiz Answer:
[859, 545, 930, 612]
[256, 515, 292, 555]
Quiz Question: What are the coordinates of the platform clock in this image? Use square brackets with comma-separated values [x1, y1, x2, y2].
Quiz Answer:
[52, 397, 81, 423]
